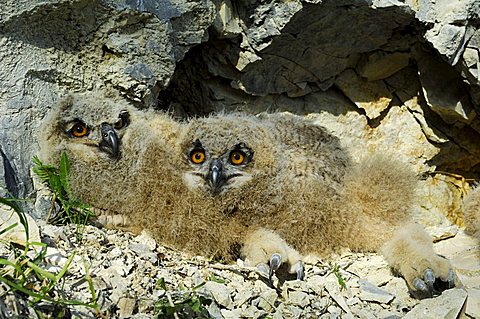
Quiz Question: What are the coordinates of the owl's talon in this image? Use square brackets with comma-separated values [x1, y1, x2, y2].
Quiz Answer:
[257, 263, 271, 279]
[412, 277, 431, 298]
[424, 268, 435, 291]
[447, 269, 455, 289]
[410, 267, 457, 299]
[269, 253, 282, 279]
[294, 261, 305, 280]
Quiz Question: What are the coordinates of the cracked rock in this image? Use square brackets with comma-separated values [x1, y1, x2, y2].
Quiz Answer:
[359, 279, 395, 304]
[205, 281, 234, 309]
[403, 288, 467, 319]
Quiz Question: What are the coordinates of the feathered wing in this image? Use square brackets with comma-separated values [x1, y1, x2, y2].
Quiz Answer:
[341, 155, 456, 298]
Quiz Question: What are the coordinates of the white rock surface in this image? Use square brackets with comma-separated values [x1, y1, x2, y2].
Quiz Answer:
[0, 222, 478, 318]
[358, 279, 395, 304]
[402, 289, 467, 319]
[0, 203, 40, 246]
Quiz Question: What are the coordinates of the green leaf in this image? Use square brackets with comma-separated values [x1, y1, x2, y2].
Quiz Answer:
[191, 298, 201, 313]
[208, 274, 225, 284]
[0, 197, 29, 242]
[0, 222, 18, 236]
[27, 261, 57, 281]
[0, 197, 22, 215]
[0, 258, 26, 280]
[59, 152, 71, 196]
[156, 277, 167, 290]
[32, 156, 57, 182]
[48, 175, 63, 200]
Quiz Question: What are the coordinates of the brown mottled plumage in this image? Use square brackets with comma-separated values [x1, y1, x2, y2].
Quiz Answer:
[38, 91, 239, 259]
[39, 96, 456, 298]
[180, 113, 456, 298]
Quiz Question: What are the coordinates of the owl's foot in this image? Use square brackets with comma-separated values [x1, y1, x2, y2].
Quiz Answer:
[382, 223, 458, 299]
[241, 228, 304, 281]
[411, 268, 455, 299]
[91, 208, 143, 234]
[92, 208, 130, 227]
[256, 254, 304, 280]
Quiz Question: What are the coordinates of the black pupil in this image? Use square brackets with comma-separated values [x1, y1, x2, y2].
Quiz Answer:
[233, 153, 241, 161]
[195, 153, 202, 160]
[75, 125, 84, 133]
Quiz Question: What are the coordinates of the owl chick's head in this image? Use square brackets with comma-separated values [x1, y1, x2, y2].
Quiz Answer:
[39, 91, 138, 164]
[180, 114, 279, 196]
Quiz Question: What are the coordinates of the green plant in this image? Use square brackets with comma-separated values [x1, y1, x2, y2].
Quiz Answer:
[0, 197, 102, 318]
[208, 273, 226, 284]
[32, 153, 94, 225]
[329, 263, 347, 290]
[154, 278, 212, 319]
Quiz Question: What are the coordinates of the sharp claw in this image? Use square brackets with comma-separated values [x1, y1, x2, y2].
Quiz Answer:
[257, 263, 270, 279]
[269, 253, 282, 279]
[412, 277, 427, 291]
[413, 277, 432, 298]
[294, 261, 305, 280]
[424, 268, 435, 291]
[446, 269, 455, 289]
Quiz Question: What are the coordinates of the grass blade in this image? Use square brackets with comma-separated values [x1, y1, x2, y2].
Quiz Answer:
[0, 197, 29, 242]
[59, 152, 71, 197]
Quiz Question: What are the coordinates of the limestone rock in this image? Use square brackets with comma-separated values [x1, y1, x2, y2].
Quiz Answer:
[257, 288, 277, 312]
[0, 203, 40, 246]
[205, 281, 234, 309]
[288, 291, 310, 307]
[356, 51, 410, 81]
[434, 230, 480, 289]
[324, 274, 353, 316]
[309, 104, 439, 173]
[118, 297, 136, 319]
[466, 288, 480, 319]
[358, 279, 395, 304]
[418, 54, 474, 124]
[335, 69, 393, 119]
[426, 224, 458, 242]
[403, 288, 467, 319]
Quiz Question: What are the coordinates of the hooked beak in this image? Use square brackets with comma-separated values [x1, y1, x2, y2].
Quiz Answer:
[207, 159, 226, 194]
[99, 123, 119, 158]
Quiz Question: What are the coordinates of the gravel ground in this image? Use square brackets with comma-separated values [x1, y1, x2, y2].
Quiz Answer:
[1, 220, 476, 319]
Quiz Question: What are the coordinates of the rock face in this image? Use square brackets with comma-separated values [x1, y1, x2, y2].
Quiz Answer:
[1, 0, 479, 222]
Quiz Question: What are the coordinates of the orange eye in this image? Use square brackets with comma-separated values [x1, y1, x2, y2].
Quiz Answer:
[70, 122, 88, 138]
[230, 151, 245, 165]
[190, 150, 205, 164]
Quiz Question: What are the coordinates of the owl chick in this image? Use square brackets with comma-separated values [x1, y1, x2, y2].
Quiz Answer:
[38, 91, 240, 259]
[179, 113, 456, 298]
[39, 90, 163, 228]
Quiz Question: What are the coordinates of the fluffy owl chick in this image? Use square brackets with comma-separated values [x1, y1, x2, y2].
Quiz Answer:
[39, 91, 241, 259]
[38, 91, 175, 229]
[178, 112, 351, 279]
[180, 113, 456, 298]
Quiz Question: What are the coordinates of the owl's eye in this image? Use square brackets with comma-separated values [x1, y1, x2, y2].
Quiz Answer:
[230, 151, 245, 165]
[190, 149, 206, 164]
[114, 111, 129, 129]
[70, 122, 89, 138]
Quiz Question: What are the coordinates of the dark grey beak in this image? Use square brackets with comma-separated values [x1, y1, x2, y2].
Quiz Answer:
[99, 123, 119, 158]
[208, 159, 226, 194]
